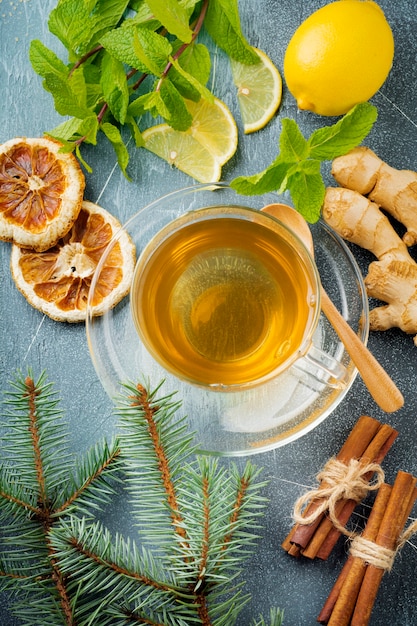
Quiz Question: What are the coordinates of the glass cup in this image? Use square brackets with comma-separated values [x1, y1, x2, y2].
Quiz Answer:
[86, 183, 369, 455]
[130, 204, 348, 392]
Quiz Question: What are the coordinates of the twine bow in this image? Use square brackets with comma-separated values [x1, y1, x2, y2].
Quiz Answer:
[349, 517, 417, 572]
[293, 457, 385, 538]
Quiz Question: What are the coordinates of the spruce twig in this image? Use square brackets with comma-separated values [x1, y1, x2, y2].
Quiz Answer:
[0, 371, 284, 625]
[0, 370, 123, 625]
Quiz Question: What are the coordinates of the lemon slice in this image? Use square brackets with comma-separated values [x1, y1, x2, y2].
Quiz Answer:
[142, 128, 222, 183]
[185, 97, 238, 164]
[10, 200, 136, 323]
[142, 97, 238, 183]
[230, 48, 282, 134]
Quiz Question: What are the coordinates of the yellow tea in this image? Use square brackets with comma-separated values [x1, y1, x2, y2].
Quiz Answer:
[131, 209, 317, 387]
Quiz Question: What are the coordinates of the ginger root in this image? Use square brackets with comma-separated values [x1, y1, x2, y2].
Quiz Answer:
[323, 187, 412, 262]
[366, 258, 417, 337]
[323, 186, 417, 345]
[331, 146, 417, 246]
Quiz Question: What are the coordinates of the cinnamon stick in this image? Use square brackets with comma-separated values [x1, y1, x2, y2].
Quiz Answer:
[317, 483, 392, 625]
[282, 416, 398, 560]
[350, 472, 417, 626]
[287, 416, 380, 548]
[314, 424, 398, 560]
[317, 472, 417, 625]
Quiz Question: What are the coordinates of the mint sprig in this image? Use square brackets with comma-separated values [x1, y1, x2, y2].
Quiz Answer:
[204, 0, 259, 64]
[29, 0, 259, 178]
[231, 102, 378, 223]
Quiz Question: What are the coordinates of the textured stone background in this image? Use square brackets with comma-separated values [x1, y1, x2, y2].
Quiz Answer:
[1, 1, 416, 624]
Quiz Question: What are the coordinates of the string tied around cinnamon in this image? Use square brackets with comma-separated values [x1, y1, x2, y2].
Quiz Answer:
[293, 457, 385, 538]
[350, 517, 417, 573]
[350, 536, 396, 572]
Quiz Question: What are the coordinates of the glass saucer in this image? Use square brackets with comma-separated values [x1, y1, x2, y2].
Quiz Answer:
[86, 183, 369, 456]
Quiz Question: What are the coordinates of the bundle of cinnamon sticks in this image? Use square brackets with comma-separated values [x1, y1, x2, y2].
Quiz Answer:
[317, 470, 417, 625]
[282, 415, 398, 560]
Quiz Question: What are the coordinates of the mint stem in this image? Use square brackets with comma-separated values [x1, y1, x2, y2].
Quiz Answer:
[131, 72, 147, 91]
[155, 0, 209, 92]
[68, 44, 103, 79]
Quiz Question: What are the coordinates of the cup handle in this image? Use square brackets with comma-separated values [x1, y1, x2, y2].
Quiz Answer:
[291, 344, 350, 391]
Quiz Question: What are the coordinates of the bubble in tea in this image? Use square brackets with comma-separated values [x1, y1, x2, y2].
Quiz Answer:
[131, 210, 316, 387]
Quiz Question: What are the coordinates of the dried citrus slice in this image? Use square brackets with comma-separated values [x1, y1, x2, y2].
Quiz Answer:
[142, 97, 238, 183]
[0, 137, 85, 252]
[230, 48, 282, 134]
[10, 200, 136, 323]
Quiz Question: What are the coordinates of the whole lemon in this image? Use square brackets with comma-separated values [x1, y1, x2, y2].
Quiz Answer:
[283, 0, 394, 116]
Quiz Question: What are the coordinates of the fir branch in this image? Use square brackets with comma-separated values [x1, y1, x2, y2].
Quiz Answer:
[251, 608, 285, 626]
[116, 382, 272, 624]
[2, 370, 73, 498]
[0, 371, 283, 625]
[54, 440, 122, 517]
[0, 370, 123, 625]
[0, 468, 40, 517]
[117, 380, 197, 551]
[25, 376, 48, 505]
[50, 517, 194, 626]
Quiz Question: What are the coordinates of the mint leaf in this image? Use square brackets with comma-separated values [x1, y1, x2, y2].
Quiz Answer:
[100, 23, 148, 72]
[29, 39, 69, 79]
[42, 72, 91, 118]
[87, 0, 130, 49]
[101, 24, 172, 75]
[75, 144, 93, 172]
[146, 0, 193, 43]
[133, 27, 173, 76]
[158, 79, 193, 131]
[205, 0, 259, 64]
[48, 0, 130, 56]
[231, 103, 378, 223]
[127, 92, 163, 118]
[176, 42, 211, 87]
[168, 66, 200, 103]
[48, 0, 93, 56]
[149, 91, 172, 120]
[100, 52, 129, 124]
[169, 57, 213, 103]
[125, 115, 144, 147]
[168, 42, 212, 102]
[231, 156, 290, 196]
[308, 102, 378, 160]
[83, 64, 103, 108]
[279, 119, 309, 162]
[285, 160, 325, 224]
[101, 122, 131, 179]
[47, 115, 99, 145]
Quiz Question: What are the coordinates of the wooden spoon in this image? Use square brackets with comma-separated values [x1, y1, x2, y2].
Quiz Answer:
[261, 203, 404, 413]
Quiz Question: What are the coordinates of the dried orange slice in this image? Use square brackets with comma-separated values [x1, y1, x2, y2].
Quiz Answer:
[0, 137, 85, 252]
[10, 200, 136, 323]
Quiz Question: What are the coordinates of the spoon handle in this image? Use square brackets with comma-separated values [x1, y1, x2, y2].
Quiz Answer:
[320, 288, 404, 413]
